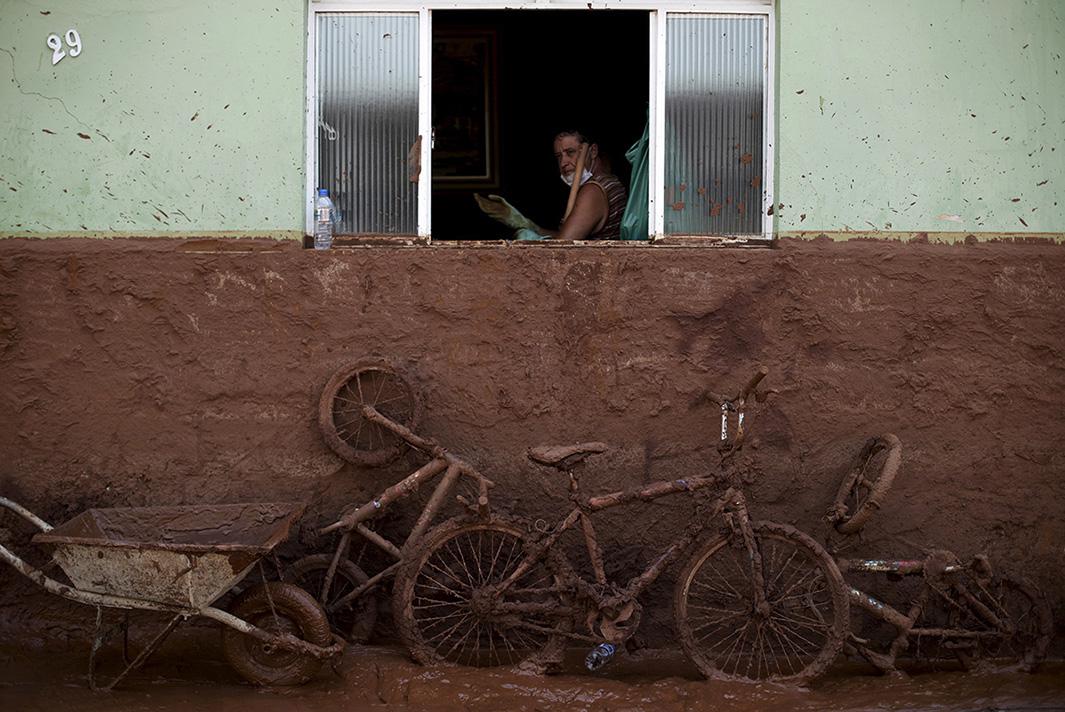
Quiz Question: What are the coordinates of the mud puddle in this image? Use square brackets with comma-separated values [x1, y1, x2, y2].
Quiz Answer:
[1, 639, 1063, 712]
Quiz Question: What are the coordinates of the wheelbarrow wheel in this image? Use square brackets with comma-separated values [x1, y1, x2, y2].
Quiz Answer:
[221, 582, 332, 686]
[287, 554, 378, 643]
[319, 358, 421, 466]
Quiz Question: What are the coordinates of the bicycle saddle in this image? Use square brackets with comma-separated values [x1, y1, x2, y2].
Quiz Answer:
[527, 442, 608, 470]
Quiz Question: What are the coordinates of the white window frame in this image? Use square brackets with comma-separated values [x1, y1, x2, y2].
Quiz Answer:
[306, 0, 775, 243]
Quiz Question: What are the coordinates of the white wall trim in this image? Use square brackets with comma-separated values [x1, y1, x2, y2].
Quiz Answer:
[418, 8, 432, 238]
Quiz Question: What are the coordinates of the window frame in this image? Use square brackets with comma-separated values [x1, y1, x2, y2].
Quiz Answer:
[306, 0, 775, 244]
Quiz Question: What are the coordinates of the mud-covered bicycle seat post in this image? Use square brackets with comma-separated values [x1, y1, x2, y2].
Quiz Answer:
[527, 442, 610, 585]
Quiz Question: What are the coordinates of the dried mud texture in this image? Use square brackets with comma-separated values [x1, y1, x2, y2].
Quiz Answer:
[0, 237, 1063, 650]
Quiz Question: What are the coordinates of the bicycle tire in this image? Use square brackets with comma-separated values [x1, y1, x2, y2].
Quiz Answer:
[318, 358, 420, 467]
[949, 575, 1053, 673]
[221, 582, 332, 686]
[392, 517, 569, 670]
[674, 520, 849, 685]
[831, 434, 902, 535]
[287, 554, 378, 643]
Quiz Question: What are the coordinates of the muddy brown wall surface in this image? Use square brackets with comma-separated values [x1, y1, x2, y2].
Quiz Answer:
[0, 238, 1062, 649]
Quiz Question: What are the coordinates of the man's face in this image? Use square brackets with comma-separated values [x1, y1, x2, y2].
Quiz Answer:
[553, 135, 592, 179]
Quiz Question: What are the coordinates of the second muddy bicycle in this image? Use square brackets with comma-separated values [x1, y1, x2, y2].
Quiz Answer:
[382, 367, 851, 684]
[824, 434, 1054, 674]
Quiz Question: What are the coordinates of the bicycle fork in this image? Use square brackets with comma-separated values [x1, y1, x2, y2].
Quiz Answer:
[722, 489, 773, 617]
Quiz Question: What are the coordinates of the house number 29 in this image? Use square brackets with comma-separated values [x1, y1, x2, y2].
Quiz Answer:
[46, 29, 82, 66]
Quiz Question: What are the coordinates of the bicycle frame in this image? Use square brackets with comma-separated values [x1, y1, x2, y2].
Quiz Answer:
[835, 555, 1008, 671]
[312, 406, 493, 615]
[492, 477, 764, 644]
[322, 364, 766, 618]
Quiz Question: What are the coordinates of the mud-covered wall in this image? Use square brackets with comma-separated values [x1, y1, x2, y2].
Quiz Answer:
[776, 0, 1065, 233]
[1, 238, 1062, 647]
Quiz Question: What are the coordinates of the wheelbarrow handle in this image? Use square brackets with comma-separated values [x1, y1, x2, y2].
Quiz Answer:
[0, 496, 53, 532]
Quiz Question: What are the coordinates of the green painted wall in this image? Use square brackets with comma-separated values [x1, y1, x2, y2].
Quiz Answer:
[0, 0, 306, 237]
[1, 1, 1063, 238]
[776, 0, 1065, 233]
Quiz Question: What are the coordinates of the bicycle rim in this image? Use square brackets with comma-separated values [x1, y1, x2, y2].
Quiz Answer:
[675, 521, 848, 684]
[395, 518, 567, 668]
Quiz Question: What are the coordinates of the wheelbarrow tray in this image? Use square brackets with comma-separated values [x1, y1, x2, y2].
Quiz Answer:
[32, 503, 304, 610]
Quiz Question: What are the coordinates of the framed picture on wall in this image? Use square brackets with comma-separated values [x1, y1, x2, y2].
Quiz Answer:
[432, 29, 499, 189]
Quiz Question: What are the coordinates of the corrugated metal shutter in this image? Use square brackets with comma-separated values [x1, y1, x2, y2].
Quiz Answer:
[665, 14, 765, 236]
[317, 13, 419, 235]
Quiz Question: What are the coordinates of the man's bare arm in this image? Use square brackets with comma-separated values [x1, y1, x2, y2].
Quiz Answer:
[540, 183, 608, 240]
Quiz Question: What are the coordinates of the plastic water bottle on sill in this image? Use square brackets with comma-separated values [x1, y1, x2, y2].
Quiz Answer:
[314, 188, 335, 250]
[585, 642, 616, 671]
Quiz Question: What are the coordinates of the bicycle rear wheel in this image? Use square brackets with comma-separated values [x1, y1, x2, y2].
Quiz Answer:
[287, 554, 378, 643]
[674, 521, 849, 685]
[949, 575, 1053, 672]
[831, 434, 901, 535]
[393, 518, 569, 670]
[318, 359, 420, 466]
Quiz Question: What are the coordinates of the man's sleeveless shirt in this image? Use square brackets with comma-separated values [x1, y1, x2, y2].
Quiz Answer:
[585, 173, 627, 240]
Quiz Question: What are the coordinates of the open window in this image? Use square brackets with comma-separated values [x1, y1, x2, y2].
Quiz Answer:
[307, 1, 774, 244]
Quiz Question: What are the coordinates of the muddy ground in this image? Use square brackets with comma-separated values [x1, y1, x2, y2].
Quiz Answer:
[2, 637, 1065, 712]
[1, 236, 1063, 651]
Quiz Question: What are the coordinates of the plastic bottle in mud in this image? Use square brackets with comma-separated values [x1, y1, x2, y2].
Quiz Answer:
[585, 643, 616, 671]
[314, 188, 335, 250]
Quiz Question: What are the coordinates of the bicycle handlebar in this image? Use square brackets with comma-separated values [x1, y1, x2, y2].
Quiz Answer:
[706, 366, 770, 407]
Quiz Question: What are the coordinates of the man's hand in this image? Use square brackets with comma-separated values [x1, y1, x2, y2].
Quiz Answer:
[474, 194, 536, 230]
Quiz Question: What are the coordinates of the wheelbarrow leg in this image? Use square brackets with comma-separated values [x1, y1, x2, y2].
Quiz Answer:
[89, 608, 184, 691]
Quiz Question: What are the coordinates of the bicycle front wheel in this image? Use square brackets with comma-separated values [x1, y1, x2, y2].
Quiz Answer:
[393, 518, 569, 670]
[674, 521, 849, 685]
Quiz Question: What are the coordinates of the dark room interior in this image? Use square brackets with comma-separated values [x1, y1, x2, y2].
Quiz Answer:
[431, 10, 649, 240]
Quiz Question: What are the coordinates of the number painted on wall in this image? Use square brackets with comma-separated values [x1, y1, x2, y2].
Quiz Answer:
[46, 29, 82, 66]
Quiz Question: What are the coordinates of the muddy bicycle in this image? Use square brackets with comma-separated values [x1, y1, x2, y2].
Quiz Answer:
[290, 359, 498, 643]
[825, 435, 1054, 674]
[389, 367, 852, 685]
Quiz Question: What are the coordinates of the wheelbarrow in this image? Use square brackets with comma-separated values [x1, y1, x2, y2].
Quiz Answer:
[0, 497, 345, 690]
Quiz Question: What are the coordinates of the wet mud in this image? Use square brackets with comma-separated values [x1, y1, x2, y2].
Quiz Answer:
[1, 641, 1063, 712]
[1, 236, 1064, 654]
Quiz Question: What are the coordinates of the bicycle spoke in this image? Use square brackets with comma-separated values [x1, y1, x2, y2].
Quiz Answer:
[442, 615, 480, 661]
[771, 561, 822, 604]
[691, 576, 743, 601]
[764, 546, 801, 596]
[771, 605, 831, 633]
[718, 620, 753, 675]
[690, 608, 746, 636]
[448, 536, 477, 589]
[487, 530, 517, 583]
[424, 554, 472, 591]
[424, 610, 474, 647]
[688, 601, 746, 616]
[768, 613, 824, 654]
[766, 619, 806, 675]
[697, 616, 749, 651]
[414, 607, 473, 628]
[696, 550, 747, 602]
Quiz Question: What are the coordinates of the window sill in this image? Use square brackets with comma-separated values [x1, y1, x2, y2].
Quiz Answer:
[304, 235, 775, 249]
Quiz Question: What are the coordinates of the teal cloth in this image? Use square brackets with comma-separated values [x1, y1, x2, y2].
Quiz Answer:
[513, 228, 546, 241]
[620, 121, 650, 241]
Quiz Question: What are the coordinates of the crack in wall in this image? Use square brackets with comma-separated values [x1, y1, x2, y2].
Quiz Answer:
[1, 46, 110, 141]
